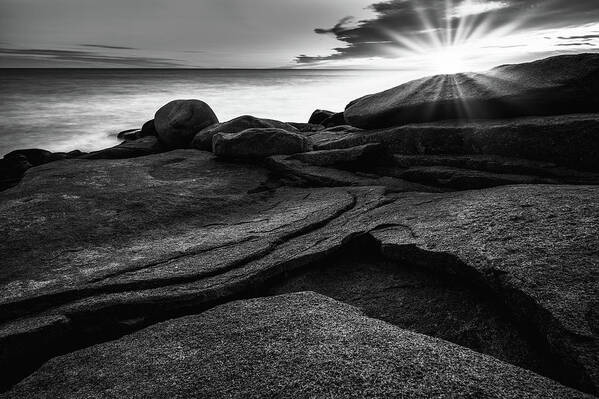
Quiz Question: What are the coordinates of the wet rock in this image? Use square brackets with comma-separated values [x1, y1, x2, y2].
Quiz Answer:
[213, 128, 311, 159]
[345, 53, 599, 128]
[308, 109, 334, 125]
[2, 292, 590, 399]
[139, 119, 157, 138]
[116, 129, 140, 141]
[192, 115, 299, 151]
[154, 99, 218, 148]
[81, 136, 165, 160]
[312, 114, 599, 172]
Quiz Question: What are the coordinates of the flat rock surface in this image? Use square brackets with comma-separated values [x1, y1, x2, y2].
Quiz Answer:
[0, 149, 598, 394]
[344, 53, 599, 128]
[2, 292, 591, 399]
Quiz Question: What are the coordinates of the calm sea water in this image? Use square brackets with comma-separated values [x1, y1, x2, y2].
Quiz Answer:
[0, 69, 408, 155]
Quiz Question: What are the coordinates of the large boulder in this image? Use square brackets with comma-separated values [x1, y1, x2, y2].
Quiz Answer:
[154, 99, 218, 148]
[192, 115, 299, 151]
[2, 293, 590, 399]
[213, 128, 311, 159]
[345, 53, 599, 129]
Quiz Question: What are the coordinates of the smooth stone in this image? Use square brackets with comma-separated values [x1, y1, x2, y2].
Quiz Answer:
[2, 292, 590, 399]
[308, 109, 335, 125]
[192, 115, 299, 151]
[213, 128, 311, 159]
[154, 99, 218, 149]
[345, 53, 599, 128]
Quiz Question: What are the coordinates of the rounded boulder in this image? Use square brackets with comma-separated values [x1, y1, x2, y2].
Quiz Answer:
[213, 128, 311, 159]
[154, 100, 219, 149]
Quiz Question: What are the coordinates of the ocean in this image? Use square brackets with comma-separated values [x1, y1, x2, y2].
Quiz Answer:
[0, 69, 407, 155]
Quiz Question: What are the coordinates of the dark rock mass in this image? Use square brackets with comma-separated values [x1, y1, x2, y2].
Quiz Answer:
[213, 127, 312, 159]
[2, 293, 591, 399]
[192, 114, 299, 151]
[321, 111, 348, 128]
[139, 119, 157, 137]
[308, 109, 335, 124]
[154, 99, 219, 148]
[345, 53, 599, 129]
[81, 136, 165, 159]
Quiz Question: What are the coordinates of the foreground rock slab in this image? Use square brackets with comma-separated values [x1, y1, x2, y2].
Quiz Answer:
[344, 53, 599, 128]
[2, 292, 591, 399]
[0, 150, 597, 394]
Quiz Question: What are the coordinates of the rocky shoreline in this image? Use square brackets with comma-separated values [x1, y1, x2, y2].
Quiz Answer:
[1, 53, 598, 398]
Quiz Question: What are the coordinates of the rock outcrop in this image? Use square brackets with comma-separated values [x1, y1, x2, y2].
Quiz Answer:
[154, 99, 219, 148]
[1, 54, 599, 398]
[345, 53, 599, 128]
[0, 149, 597, 394]
[311, 114, 599, 172]
[192, 115, 299, 151]
[2, 293, 591, 399]
[213, 128, 312, 159]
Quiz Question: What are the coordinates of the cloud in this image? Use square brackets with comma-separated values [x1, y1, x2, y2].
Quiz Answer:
[81, 44, 138, 50]
[296, 0, 599, 64]
[557, 34, 599, 40]
[0, 47, 186, 68]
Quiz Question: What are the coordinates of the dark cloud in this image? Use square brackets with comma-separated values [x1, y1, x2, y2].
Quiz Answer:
[297, 0, 599, 64]
[81, 44, 138, 50]
[557, 35, 599, 40]
[0, 47, 185, 68]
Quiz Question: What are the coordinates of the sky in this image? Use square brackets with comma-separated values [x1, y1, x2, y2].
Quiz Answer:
[1, 0, 598, 71]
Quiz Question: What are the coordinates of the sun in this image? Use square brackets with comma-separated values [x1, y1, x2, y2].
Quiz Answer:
[430, 48, 468, 74]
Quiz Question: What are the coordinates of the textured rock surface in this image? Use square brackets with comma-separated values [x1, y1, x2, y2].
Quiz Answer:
[345, 53, 599, 128]
[312, 114, 599, 171]
[154, 99, 218, 148]
[192, 115, 299, 151]
[81, 136, 165, 159]
[0, 146, 597, 394]
[2, 292, 591, 399]
[213, 128, 312, 159]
